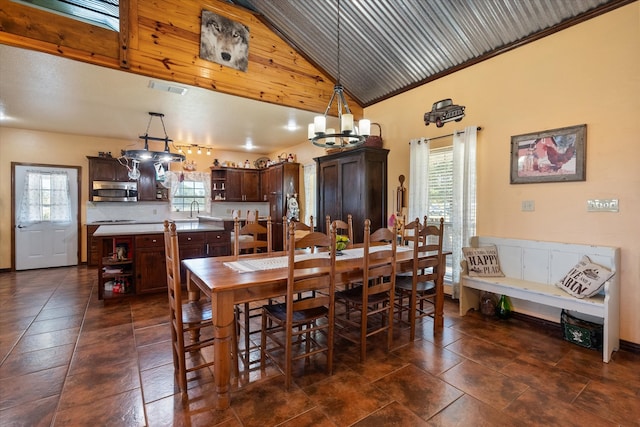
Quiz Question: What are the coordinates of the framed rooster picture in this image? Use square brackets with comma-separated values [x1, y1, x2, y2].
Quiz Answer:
[510, 124, 586, 184]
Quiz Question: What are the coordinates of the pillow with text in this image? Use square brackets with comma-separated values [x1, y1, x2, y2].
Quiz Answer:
[462, 245, 504, 277]
[555, 255, 614, 299]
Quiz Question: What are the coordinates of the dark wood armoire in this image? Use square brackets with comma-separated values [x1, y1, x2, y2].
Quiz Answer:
[315, 146, 389, 244]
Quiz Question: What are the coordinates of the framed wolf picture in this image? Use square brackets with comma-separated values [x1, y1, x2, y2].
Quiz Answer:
[200, 10, 249, 72]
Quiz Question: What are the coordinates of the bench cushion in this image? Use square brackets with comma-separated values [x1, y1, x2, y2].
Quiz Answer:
[556, 255, 614, 299]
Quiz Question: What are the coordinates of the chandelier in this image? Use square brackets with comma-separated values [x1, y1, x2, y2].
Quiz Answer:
[308, 0, 370, 148]
[122, 112, 186, 162]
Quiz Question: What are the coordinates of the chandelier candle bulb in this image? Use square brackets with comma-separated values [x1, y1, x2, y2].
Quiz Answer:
[314, 116, 326, 134]
[341, 114, 354, 132]
[308, 123, 316, 139]
[326, 128, 336, 144]
[359, 119, 371, 136]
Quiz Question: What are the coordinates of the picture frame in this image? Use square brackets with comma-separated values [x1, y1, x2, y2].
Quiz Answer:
[510, 124, 586, 184]
[199, 10, 249, 72]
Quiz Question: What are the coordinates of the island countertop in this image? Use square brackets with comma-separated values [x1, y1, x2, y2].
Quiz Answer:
[93, 221, 225, 237]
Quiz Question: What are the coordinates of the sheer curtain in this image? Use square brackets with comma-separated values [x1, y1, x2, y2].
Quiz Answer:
[164, 170, 211, 211]
[407, 137, 430, 223]
[19, 170, 72, 223]
[303, 163, 316, 225]
[451, 126, 477, 298]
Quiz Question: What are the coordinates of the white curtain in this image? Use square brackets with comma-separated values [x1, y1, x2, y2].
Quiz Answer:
[19, 170, 72, 223]
[303, 163, 316, 225]
[451, 126, 477, 298]
[407, 137, 430, 224]
[164, 170, 211, 210]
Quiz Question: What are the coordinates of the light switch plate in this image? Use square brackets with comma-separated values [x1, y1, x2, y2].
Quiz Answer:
[521, 200, 535, 211]
[587, 199, 619, 212]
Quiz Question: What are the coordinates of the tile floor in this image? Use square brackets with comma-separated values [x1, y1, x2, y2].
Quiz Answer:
[1, 266, 639, 426]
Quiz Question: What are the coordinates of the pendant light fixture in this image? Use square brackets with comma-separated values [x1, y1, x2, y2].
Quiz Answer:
[308, 0, 370, 148]
[122, 112, 185, 162]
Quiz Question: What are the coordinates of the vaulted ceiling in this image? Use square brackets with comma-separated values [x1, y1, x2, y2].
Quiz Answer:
[0, 0, 631, 154]
[229, 0, 629, 107]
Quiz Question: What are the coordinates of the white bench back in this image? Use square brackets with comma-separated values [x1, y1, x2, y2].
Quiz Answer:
[471, 236, 620, 287]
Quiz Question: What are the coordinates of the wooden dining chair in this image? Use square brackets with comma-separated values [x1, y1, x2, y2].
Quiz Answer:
[334, 219, 397, 361]
[282, 215, 314, 251]
[326, 214, 353, 247]
[261, 222, 337, 390]
[163, 220, 228, 397]
[395, 217, 445, 340]
[233, 216, 272, 370]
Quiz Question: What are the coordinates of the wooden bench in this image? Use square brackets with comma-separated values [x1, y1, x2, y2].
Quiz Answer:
[459, 236, 620, 362]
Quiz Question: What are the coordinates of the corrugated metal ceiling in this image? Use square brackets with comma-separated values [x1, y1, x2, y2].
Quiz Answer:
[229, 0, 631, 106]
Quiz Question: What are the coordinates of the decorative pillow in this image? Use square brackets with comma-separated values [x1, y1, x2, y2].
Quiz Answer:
[555, 256, 614, 299]
[462, 245, 504, 277]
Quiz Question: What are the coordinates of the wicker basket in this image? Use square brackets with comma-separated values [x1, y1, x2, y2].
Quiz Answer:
[363, 122, 383, 148]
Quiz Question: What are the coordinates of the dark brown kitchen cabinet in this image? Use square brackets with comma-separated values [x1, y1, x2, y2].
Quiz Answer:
[97, 236, 135, 300]
[224, 168, 261, 201]
[204, 231, 230, 257]
[260, 162, 299, 251]
[315, 147, 388, 244]
[137, 161, 169, 201]
[135, 234, 167, 294]
[87, 224, 100, 267]
[88, 156, 130, 183]
[87, 156, 168, 202]
[134, 234, 167, 294]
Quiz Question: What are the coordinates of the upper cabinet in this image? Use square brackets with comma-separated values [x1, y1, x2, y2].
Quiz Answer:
[87, 156, 168, 202]
[210, 167, 261, 202]
[88, 156, 130, 183]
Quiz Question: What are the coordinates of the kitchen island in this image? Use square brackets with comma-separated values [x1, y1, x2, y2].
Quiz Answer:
[94, 221, 229, 300]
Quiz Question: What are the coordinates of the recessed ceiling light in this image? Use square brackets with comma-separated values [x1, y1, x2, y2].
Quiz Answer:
[148, 80, 188, 95]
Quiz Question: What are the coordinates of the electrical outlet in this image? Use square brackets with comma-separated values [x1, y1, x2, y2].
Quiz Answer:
[521, 200, 535, 211]
[587, 199, 619, 212]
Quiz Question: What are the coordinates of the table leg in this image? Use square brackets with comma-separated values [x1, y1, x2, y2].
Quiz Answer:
[186, 270, 201, 302]
[434, 264, 445, 328]
[212, 291, 234, 410]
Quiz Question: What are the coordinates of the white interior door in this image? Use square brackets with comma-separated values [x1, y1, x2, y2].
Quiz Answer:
[14, 165, 79, 270]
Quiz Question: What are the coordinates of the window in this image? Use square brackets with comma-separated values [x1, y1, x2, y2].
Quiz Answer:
[303, 163, 316, 225]
[19, 170, 72, 223]
[171, 180, 207, 213]
[14, 0, 119, 31]
[409, 127, 478, 297]
[426, 147, 454, 280]
[165, 171, 211, 214]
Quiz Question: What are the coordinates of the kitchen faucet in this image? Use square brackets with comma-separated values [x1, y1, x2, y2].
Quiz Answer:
[190, 200, 200, 218]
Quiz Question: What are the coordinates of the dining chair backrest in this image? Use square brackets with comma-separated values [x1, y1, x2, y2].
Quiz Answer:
[409, 217, 445, 281]
[288, 221, 336, 306]
[164, 220, 183, 318]
[233, 216, 272, 257]
[282, 216, 315, 250]
[326, 214, 353, 247]
[362, 219, 397, 298]
[246, 210, 259, 223]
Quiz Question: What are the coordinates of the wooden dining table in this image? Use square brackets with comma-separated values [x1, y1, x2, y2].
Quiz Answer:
[182, 245, 446, 409]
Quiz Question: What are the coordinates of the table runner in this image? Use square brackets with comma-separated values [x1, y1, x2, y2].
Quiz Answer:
[224, 245, 412, 273]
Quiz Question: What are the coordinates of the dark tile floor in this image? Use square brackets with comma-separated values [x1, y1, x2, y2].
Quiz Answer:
[1, 266, 639, 426]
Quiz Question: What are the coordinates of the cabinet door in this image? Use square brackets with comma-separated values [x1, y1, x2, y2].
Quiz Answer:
[91, 157, 130, 182]
[135, 248, 167, 293]
[178, 233, 205, 283]
[225, 169, 243, 201]
[204, 231, 230, 257]
[135, 234, 167, 294]
[137, 161, 157, 201]
[317, 160, 340, 234]
[242, 170, 261, 201]
[87, 225, 100, 267]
